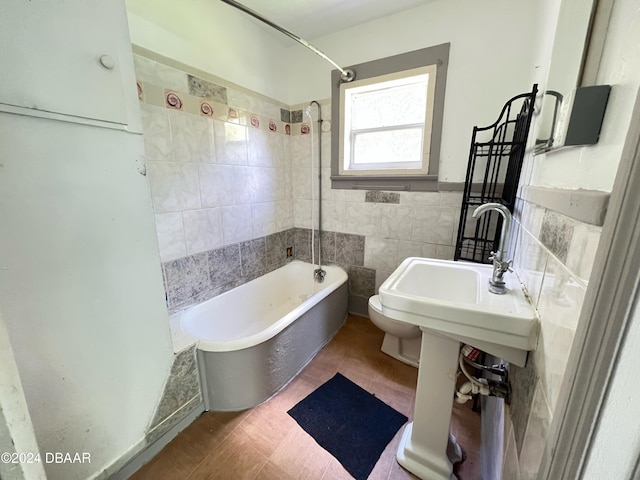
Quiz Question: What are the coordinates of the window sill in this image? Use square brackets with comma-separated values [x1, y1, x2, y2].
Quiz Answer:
[330, 174, 439, 191]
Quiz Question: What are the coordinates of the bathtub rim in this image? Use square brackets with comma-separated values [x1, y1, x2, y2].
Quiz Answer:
[176, 261, 348, 353]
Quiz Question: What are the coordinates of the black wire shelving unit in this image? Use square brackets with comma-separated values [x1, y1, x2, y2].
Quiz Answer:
[454, 84, 538, 264]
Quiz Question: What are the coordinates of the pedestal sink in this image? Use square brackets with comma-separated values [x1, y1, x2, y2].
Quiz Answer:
[378, 257, 538, 480]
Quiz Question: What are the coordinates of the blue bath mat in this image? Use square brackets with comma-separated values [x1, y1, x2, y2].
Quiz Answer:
[287, 373, 408, 480]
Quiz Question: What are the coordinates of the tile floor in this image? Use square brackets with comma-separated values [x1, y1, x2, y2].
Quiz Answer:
[131, 315, 481, 480]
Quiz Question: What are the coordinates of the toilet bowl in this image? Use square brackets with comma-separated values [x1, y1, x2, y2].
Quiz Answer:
[368, 295, 421, 367]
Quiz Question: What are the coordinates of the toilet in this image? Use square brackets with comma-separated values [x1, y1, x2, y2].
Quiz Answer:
[368, 295, 421, 367]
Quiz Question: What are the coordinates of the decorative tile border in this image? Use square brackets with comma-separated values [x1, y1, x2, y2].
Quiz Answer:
[134, 53, 331, 137]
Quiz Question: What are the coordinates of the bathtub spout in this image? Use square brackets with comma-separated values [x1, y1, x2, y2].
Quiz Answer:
[314, 268, 326, 283]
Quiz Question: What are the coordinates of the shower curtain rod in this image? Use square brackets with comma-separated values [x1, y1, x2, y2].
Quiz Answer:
[220, 0, 355, 82]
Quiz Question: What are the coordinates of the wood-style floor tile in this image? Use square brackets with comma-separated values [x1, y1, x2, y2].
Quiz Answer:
[187, 427, 268, 480]
[268, 426, 333, 479]
[131, 315, 482, 480]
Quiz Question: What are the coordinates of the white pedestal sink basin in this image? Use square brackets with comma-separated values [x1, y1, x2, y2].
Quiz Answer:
[378, 257, 538, 480]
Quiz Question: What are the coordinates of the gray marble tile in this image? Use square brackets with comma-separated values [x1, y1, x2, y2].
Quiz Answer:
[509, 359, 539, 456]
[348, 266, 376, 297]
[335, 232, 365, 266]
[291, 110, 303, 123]
[294, 227, 311, 262]
[187, 74, 228, 103]
[539, 210, 575, 263]
[146, 395, 202, 445]
[365, 191, 400, 204]
[208, 244, 242, 287]
[240, 238, 266, 278]
[163, 253, 210, 309]
[280, 108, 291, 123]
[149, 347, 200, 429]
[266, 231, 288, 268]
[315, 230, 336, 264]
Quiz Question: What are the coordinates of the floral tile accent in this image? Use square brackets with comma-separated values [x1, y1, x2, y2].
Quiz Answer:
[268, 119, 277, 133]
[250, 115, 260, 128]
[165, 90, 184, 111]
[300, 123, 310, 135]
[136, 80, 144, 101]
[200, 101, 214, 117]
[228, 107, 239, 123]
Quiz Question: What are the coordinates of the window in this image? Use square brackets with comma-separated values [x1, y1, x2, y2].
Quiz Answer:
[331, 44, 450, 191]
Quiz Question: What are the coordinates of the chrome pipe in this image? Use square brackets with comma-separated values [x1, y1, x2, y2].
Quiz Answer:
[309, 101, 323, 275]
[220, 0, 355, 82]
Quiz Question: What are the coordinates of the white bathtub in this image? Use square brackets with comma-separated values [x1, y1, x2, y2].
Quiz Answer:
[179, 261, 348, 411]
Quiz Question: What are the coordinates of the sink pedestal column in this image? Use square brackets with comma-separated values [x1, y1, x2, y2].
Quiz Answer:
[397, 329, 461, 480]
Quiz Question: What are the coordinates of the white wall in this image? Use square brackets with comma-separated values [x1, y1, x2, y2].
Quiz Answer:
[126, 0, 291, 103]
[285, 0, 543, 183]
[0, 115, 172, 479]
[530, 0, 640, 192]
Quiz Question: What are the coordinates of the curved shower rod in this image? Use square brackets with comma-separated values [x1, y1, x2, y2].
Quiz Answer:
[220, 0, 355, 82]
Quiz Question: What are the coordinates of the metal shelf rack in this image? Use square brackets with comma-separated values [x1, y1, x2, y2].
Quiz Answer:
[454, 85, 538, 264]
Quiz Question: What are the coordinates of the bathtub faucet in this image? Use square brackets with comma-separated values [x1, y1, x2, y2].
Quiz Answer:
[472, 203, 512, 295]
[314, 268, 326, 283]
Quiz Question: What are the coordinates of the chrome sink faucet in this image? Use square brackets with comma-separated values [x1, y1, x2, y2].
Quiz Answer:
[472, 203, 513, 294]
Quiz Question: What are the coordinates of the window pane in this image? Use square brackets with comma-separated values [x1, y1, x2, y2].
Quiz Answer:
[352, 128, 423, 167]
[351, 81, 427, 130]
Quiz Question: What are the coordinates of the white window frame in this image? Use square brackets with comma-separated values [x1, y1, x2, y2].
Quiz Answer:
[339, 65, 437, 177]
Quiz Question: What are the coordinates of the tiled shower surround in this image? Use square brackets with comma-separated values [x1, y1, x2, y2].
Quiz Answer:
[134, 49, 461, 314]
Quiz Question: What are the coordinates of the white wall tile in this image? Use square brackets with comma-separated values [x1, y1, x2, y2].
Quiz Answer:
[534, 255, 585, 411]
[400, 191, 440, 206]
[378, 204, 414, 240]
[343, 202, 378, 236]
[412, 207, 457, 245]
[133, 55, 189, 92]
[294, 199, 312, 229]
[274, 200, 293, 232]
[221, 205, 252, 244]
[440, 191, 463, 207]
[252, 202, 276, 237]
[234, 166, 277, 204]
[292, 166, 311, 200]
[398, 241, 438, 262]
[183, 208, 223, 255]
[169, 111, 214, 164]
[199, 164, 235, 207]
[147, 163, 201, 213]
[565, 222, 602, 285]
[154, 213, 186, 262]
[514, 228, 548, 308]
[364, 237, 399, 271]
[321, 200, 346, 232]
[519, 382, 552, 480]
[140, 104, 172, 163]
[435, 245, 455, 260]
[214, 120, 248, 165]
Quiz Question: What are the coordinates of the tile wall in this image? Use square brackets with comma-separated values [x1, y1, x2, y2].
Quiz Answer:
[290, 100, 462, 311]
[135, 51, 463, 316]
[504, 197, 602, 478]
